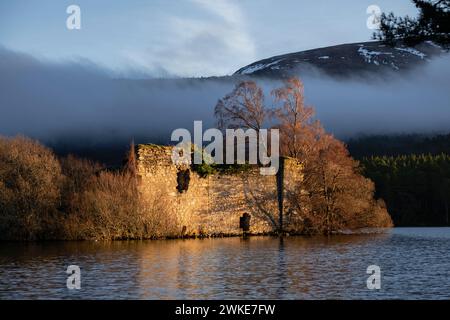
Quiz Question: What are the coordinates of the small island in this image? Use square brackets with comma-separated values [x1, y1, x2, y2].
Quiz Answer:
[0, 78, 392, 241]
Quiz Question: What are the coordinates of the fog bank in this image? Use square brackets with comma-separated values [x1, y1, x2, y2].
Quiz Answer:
[1, 46, 449, 150]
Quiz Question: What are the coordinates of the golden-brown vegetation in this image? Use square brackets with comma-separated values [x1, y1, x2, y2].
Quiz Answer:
[0, 77, 392, 240]
[0, 136, 180, 240]
[0, 136, 62, 240]
[215, 78, 393, 234]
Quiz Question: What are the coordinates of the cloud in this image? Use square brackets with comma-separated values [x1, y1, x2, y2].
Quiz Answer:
[0, 46, 449, 157]
[127, 0, 256, 77]
[0, 46, 230, 144]
[193, 0, 244, 25]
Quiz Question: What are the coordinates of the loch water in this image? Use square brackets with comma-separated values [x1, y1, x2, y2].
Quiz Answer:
[0, 228, 449, 299]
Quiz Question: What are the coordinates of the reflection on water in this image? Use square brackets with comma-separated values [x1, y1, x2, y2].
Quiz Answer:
[0, 228, 449, 299]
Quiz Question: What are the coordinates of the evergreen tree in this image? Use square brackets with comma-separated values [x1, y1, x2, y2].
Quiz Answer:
[374, 0, 450, 47]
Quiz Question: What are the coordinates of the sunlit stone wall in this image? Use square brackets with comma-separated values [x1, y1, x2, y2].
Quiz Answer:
[137, 144, 302, 236]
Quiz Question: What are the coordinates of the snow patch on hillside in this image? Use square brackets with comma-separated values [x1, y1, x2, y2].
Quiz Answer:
[395, 47, 426, 59]
[238, 59, 284, 74]
[425, 40, 441, 49]
[357, 46, 393, 64]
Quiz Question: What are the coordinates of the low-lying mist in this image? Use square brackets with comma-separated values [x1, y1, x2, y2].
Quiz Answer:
[1, 46, 449, 161]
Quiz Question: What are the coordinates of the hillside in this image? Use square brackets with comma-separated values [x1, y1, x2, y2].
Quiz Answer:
[235, 40, 447, 78]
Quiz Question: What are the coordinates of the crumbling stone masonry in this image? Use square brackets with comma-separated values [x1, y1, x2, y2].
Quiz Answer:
[137, 144, 302, 236]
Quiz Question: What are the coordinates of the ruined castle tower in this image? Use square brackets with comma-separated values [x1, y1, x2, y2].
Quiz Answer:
[136, 144, 302, 236]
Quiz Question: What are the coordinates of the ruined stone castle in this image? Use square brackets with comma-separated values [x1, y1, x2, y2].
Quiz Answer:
[137, 144, 302, 236]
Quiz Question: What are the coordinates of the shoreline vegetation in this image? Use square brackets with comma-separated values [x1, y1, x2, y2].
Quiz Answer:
[0, 78, 393, 241]
[0, 135, 392, 241]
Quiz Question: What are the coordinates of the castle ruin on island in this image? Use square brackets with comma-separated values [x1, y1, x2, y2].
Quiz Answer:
[136, 144, 303, 236]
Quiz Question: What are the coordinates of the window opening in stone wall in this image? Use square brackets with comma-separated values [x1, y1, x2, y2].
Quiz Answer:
[177, 169, 190, 193]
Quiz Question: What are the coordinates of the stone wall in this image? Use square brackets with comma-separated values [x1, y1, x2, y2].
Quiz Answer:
[137, 144, 302, 236]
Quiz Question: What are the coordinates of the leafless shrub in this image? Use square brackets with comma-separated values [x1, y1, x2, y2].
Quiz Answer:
[62, 142, 180, 240]
[0, 136, 63, 240]
[0, 138, 180, 240]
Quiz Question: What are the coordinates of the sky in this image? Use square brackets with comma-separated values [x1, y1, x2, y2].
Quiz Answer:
[0, 0, 449, 149]
[0, 0, 418, 77]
